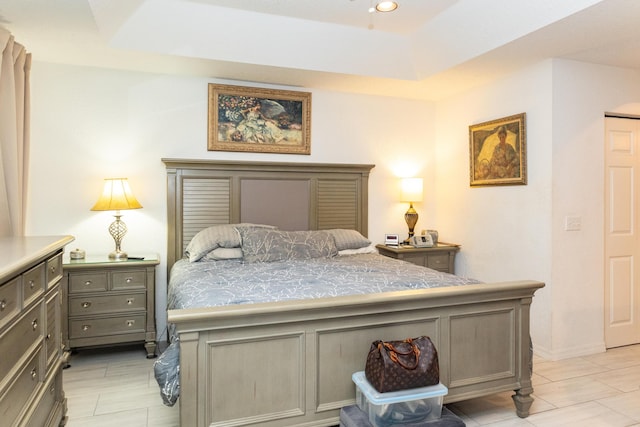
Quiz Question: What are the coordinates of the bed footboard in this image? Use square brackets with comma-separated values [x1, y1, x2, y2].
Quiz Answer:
[169, 280, 543, 427]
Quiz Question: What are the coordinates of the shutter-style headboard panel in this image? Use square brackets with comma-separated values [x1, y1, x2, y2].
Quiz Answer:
[163, 159, 375, 272]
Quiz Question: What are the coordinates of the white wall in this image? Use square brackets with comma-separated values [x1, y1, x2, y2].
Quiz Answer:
[434, 58, 640, 360]
[434, 60, 555, 354]
[549, 59, 640, 358]
[25, 62, 436, 339]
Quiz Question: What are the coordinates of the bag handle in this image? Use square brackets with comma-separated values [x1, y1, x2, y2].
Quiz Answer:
[379, 338, 421, 370]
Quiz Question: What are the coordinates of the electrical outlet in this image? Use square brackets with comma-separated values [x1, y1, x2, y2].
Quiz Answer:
[565, 216, 581, 231]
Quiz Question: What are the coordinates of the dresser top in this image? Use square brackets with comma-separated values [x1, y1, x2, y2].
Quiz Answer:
[0, 235, 75, 283]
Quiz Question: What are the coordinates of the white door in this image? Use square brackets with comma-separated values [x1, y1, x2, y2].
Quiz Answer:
[604, 117, 640, 348]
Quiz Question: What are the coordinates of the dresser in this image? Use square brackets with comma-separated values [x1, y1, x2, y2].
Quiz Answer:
[62, 255, 159, 358]
[0, 235, 74, 427]
[375, 243, 460, 274]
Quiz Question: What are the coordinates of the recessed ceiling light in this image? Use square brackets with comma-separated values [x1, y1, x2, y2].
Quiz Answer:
[375, 1, 398, 12]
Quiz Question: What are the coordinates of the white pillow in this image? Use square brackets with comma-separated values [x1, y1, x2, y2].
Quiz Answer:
[203, 247, 244, 261]
[338, 243, 377, 256]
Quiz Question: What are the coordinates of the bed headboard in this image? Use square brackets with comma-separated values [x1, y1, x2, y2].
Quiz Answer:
[162, 159, 375, 272]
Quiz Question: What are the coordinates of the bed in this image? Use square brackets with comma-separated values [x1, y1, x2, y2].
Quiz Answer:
[158, 159, 544, 427]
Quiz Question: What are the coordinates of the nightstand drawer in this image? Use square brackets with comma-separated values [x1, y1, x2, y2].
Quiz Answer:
[0, 277, 20, 329]
[112, 270, 146, 290]
[69, 314, 146, 339]
[69, 272, 108, 293]
[427, 254, 450, 271]
[23, 262, 46, 306]
[0, 303, 43, 382]
[401, 254, 427, 267]
[375, 243, 459, 274]
[63, 254, 159, 358]
[68, 292, 146, 316]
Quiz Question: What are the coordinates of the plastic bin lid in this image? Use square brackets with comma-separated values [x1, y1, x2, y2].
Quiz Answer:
[352, 371, 448, 404]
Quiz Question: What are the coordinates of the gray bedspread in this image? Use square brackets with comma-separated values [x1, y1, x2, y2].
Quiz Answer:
[154, 253, 480, 406]
[168, 253, 478, 309]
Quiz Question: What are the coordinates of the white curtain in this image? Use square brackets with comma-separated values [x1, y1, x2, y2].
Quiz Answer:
[0, 28, 31, 237]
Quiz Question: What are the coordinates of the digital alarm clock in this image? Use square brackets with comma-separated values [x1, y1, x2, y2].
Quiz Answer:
[384, 234, 399, 246]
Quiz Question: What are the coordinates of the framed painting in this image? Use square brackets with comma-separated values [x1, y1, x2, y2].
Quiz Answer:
[208, 83, 311, 155]
[469, 113, 527, 187]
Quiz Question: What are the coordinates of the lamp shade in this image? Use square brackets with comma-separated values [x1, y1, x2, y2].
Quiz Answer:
[400, 178, 423, 203]
[91, 178, 142, 211]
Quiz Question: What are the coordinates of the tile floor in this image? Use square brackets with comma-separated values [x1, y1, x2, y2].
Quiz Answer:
[62, 344, 640, 426]
[62, 345, 179, 427]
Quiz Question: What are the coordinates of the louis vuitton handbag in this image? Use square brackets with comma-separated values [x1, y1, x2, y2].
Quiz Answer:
[365, 336, 439, 393]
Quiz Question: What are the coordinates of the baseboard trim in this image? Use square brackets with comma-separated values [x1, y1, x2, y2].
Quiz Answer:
[534, 341, 606, 361]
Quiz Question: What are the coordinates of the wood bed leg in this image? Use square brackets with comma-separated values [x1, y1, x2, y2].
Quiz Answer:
[512, 387, 533, 418]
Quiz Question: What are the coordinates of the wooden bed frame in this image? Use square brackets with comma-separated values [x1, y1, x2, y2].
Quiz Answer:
[162, 159, 544, 427]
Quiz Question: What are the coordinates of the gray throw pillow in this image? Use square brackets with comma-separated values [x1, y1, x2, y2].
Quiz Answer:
[185, 223, 276, 262]
[238, 228, 338, 263]
[327, 229, 371, 251]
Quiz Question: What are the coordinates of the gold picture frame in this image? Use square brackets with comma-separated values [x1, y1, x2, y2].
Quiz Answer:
[208, 83, 311, 155]
[469, 113, 527, 186]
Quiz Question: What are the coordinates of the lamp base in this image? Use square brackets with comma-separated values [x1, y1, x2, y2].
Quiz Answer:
[404, 203, 419, 244]
[109, 250, 128, 261]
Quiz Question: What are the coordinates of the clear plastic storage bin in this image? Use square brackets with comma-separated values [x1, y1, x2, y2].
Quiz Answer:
[352, 371, 448, 427]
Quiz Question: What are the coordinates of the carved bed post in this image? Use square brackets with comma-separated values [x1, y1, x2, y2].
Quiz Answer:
[512, 295, 535, 417]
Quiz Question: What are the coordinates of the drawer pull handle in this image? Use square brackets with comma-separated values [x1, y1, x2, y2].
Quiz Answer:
[84, 280, 92, 286]
[125, 277, 133, 283]
[46, 333, 52, 340]
[82, 325, 91, 331]
[127, 298, 134, 305]
[0, 300, 6, 310]
[31, 368, 37, 380]
[81, 301, 92, 308]
[32, 319, 38, 330]
[50, 265, 57, 274]
[29, 280, 35, 289]
[126, 320, 135, 327]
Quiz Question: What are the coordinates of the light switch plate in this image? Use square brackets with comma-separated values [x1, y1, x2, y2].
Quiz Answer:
[565, 215, 581, 231]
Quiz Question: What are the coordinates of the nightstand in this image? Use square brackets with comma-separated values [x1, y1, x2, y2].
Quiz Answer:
[376, 243, 460, 274]
[62, 254, 159, 358]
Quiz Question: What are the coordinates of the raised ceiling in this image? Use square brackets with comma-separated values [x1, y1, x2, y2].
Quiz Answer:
[1, 0, 639, 100]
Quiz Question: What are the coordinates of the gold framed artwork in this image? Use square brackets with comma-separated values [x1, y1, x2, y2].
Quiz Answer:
[469, 113, 527, 187]
[208, 83, 311, 155]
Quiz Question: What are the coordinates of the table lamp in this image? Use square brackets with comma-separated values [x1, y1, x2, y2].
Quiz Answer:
[400, 177, 423, 244]
[91, 178, 142, 260]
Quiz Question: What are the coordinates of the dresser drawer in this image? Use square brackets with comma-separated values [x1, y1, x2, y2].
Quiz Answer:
[46, 253, 63, 288]
[45, 288, 61, 369]
[68, 292, 146, 316]
[25, 370, 63, 427]
[427, 254, 450, 272]
[69, 314, 146, 339]
[111, 270, 147, 290]
[0, 346, 43, 423]
[0, 303, 43, 383]
[0, 277, 20, 330]
[23, 262, 46, 307]
[69, 272, 108, 293]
